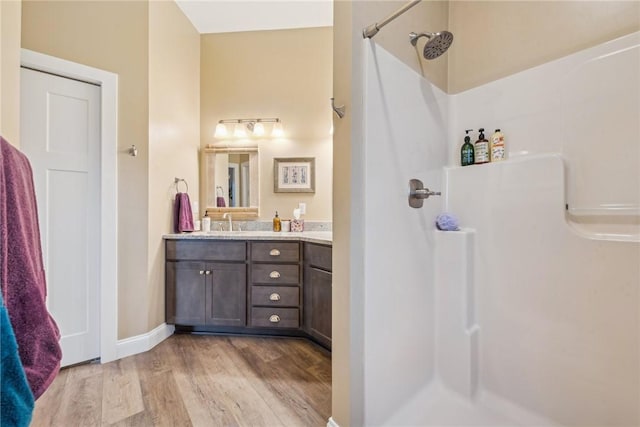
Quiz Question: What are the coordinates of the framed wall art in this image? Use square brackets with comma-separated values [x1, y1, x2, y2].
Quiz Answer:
[273, 157, 315, 193]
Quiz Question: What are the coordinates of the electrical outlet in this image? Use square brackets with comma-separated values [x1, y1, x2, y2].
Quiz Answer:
[298, 202, 306, 215]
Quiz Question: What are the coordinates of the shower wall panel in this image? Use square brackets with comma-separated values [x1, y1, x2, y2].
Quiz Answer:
[362, 40, 448, 425]
[446, 32, 640, 426]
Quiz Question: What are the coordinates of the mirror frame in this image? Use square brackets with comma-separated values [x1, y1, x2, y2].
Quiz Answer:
[201, 146, 259, 220]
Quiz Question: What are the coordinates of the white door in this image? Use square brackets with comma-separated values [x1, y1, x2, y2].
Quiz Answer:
[20, 67, 101, 367]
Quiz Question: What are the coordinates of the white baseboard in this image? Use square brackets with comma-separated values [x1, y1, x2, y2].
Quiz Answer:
[115, 323, 175, 360]
[327, 416, 340, 427]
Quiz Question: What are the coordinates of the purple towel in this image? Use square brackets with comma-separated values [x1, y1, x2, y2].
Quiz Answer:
[174, 192, 194, 233]
[0, 137, 62, 400]
[216, 196, 226, 207]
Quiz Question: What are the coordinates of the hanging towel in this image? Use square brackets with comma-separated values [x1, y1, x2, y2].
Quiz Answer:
[216, 186, 226, 207]
[174, 192, 194, 233]
[0, 137, 62, 400]
[1, 292, 35, 427]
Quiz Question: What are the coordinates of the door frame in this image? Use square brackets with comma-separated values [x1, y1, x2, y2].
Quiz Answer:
[21, 49, 119, 363]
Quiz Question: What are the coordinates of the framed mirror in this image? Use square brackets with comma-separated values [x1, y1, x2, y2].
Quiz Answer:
[201, 146, 259, 219]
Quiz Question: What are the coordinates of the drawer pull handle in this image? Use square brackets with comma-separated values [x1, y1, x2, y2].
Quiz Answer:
[269, 293, 281, 301]
[269, 271, 281, 279]
[269, 249, 281, 256]
[269, 314, 281, 323]
[199, 270, 205, 275]
[205, 270, 211, 275]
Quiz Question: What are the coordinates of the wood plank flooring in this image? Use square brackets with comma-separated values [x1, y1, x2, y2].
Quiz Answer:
[31, 334, 331, 427]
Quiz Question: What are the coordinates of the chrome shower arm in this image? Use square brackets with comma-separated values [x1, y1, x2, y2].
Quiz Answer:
[363, 0, 422, 39]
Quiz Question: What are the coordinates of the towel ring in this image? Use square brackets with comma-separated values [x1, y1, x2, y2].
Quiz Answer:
[174, 178, 188, 193]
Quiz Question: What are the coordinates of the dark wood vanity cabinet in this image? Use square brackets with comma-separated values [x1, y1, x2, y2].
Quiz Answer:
[303, 243, 332, 349]
[166, 240, 247, 327]
[165, 238, 331, 349]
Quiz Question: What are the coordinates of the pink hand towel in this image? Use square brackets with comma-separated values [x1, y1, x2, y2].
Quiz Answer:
[0, 137, 62, 400]
[174, 192, 194, 233]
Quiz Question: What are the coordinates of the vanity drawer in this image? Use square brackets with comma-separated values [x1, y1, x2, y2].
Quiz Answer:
[251, 307, 299, 328]
[251, 286, 299, 307]
[166, 240, 246, 261]
[251, 264, 299, 284]
[251, 242, 299, 262]
[304, 243, 332, 271]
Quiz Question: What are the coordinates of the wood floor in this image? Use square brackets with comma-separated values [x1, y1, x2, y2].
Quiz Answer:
[31, 334, 331, 427]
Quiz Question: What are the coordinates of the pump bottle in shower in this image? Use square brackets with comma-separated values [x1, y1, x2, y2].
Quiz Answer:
[474, 128, 490, 164]
[461, 129, 474, 166]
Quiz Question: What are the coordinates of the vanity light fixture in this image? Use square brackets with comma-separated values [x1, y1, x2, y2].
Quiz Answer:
[213, 118, 283, 138]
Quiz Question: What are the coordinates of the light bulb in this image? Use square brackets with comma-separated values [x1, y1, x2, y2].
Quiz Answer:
[253, 122, 265, 136]
[214, 123, 228, 138]
[271, 121, 284, 137]
[233, 123, 247, 138]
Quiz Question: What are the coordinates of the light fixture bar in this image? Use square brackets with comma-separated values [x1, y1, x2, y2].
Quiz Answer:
[217, 118, 280, 124]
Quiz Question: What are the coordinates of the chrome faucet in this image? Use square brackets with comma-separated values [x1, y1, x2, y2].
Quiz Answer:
[223, 212, 232, 231]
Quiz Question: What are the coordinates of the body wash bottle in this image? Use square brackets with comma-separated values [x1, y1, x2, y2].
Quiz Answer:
[461, 129, 474, 166]
[474, 128, 490, 164]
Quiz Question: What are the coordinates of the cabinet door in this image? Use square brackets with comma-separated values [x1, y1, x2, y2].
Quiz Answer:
[166, 261, 206, 325]
[305, 267, 332, 348]
[206, 263, 247, 327]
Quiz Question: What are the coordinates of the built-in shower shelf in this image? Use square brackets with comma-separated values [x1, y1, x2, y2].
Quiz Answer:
[567, 204, 640, 216]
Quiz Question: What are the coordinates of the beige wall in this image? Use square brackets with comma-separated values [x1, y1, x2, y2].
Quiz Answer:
[200, 27, 333, 221]
[148, 1, 200, 331]
[22, 0, 151, 339]
[1, 0, 21, 145]
[332, 1, 354, 425]
[448, 1, 640, 93]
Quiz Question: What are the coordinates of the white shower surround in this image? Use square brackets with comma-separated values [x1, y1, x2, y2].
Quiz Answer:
[359, 32, 639, 426]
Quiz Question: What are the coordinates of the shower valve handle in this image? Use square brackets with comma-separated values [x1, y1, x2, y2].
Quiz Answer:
[409, 179, 441, 208]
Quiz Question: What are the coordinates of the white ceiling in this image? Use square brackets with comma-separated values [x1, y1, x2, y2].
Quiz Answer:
[175, 0, 333, 34]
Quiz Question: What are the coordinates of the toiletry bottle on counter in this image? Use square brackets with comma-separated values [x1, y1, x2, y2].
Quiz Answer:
[490, 129, 506, 161]
[461, 129, 474, 166]
[273, 211, 281, 232]
[474, 128, 490, 164]
[202, 212, 211, 232]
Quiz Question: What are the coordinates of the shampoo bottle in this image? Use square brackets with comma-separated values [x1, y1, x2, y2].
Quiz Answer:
[273, 211, 281, 232]
[474, 128, 490, 164]
[490, 129, 506, 161]
[461, 129, 475, 166]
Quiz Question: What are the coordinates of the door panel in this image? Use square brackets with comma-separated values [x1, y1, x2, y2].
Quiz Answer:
[20, 67, 101, 366]
[206, 263, 247, 327]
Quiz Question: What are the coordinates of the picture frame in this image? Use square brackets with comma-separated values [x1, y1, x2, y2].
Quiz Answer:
[273, 157, 315, 193]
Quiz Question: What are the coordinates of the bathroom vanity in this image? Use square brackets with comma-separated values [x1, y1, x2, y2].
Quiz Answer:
[164, 232, 332, 349]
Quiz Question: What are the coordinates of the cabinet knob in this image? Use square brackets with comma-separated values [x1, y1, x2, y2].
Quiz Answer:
[269, 271, 281, 279]
[205, 270, 211, 275]
[199, 270, 205, 275]
[269, 314, 281, 323]
[269, 249, 281, 256]
[269, 293, 281, 301]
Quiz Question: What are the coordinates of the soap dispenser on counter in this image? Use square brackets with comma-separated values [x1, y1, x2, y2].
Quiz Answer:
[273, 211, 281, 232]
[461, 129, 474, 166]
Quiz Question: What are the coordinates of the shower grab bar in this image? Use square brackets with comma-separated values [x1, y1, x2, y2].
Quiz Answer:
[363, 0, 422, 39]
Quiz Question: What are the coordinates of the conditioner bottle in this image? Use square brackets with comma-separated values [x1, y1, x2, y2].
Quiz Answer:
[461, 129, 475, 166]
[474, 128, 490, 164]
[490, 129, 506, 161]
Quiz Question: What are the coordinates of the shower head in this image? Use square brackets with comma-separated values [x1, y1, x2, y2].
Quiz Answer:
[409, 31, 454, 60]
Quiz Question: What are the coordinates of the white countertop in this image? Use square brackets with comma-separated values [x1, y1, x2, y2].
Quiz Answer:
[163, 230, 332, 245]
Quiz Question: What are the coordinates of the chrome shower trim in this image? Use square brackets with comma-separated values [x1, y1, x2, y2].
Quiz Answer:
[363, 0, 422, 39]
